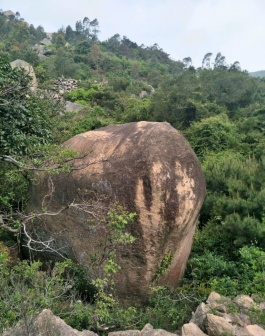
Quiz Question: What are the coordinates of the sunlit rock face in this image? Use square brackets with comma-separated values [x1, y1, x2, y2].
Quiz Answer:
[10, 59, 37, 92]
[26, 121, 206, 302]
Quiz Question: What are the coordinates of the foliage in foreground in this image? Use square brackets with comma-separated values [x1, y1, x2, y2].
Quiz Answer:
[0, 241, 203, 333]
[2, 238, 265, 333]
[0, 243, 75, 333]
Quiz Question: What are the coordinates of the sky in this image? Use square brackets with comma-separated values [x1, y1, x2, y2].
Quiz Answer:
[1, 0, 265, 72]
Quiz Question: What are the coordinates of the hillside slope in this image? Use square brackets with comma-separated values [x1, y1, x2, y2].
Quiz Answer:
[249, 70, 265, 77]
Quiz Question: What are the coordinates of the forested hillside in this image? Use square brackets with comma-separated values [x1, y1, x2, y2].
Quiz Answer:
[2, 9, 265, 333]
[250, 70, 265, 78]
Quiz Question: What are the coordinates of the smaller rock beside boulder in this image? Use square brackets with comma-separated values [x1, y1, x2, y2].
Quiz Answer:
[205, 314, 234, 336]
[206, 291, 222, 303]
[209, 302, 228, 314]
[260, 303, 265, 311]
[206, 291, 231, 305]
[140, 324, 176, 336]
[141, 323, 154, 336]
[109, 325, 176, 336]
[3, 309, 98, 336]
[188, 291, 265, 335]
[234, 295, 257, 310]
[190, 302, 210, 327]
[234, 326, 253, 336]
[109, 331, 141, 336]
[221, 313, 245, 327]
[246, 325, 265, 336]
[182, 323, 207, 336]
[238, 313, 252, 327]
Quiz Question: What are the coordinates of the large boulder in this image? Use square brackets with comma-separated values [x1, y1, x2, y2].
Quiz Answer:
[10, 59, 37, 92]
[26, 121, 206, 302]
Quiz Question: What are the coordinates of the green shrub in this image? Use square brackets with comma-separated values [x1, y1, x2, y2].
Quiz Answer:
[0, 58, 52, 156]
[0, 253, 76, 333]
[199, 151, 265, 247]
[186, 114, 240, 158]
[185, 237, 265, 298]
[74, 116, 104, 134]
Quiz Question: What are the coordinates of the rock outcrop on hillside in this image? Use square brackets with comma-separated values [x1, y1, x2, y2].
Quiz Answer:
[50, 77, 82, 109]
[32, 44, 52, 59]
[10, 59, 37, 92]
[26, 122, 206, 302]
[2, 10, 15, 17]
[52, 77, 79, 99]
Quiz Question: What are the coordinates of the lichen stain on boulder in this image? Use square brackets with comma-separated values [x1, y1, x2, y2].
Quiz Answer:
[26, 121, 206, 302]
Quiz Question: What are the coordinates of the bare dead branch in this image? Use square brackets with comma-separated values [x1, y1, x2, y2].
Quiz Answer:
[0, 155, 108, 173]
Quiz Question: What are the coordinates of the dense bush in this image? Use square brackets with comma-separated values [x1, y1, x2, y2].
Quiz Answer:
[0, 58, 52, 156]
[186, 114, 239, 157]
[186, 231, 265, 297]
[0, 246, 76, 333]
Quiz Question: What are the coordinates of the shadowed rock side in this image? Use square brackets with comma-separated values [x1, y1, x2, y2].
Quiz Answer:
[26, 121, 206, 302]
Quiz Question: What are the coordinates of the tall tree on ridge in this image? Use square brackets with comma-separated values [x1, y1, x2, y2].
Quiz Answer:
[183, 57, 192, 69]
[229, 61, 241, 72]
[202, 52, 212, 69]
[90, 18, 100, 40]
[214, 52, 227, 69]
[83, 17, 90, 38]
[75, 20, 83, 36]
[65, 25, 74, 42]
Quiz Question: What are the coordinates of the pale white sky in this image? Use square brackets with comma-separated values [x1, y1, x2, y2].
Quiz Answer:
[1, 0, 264, 72]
